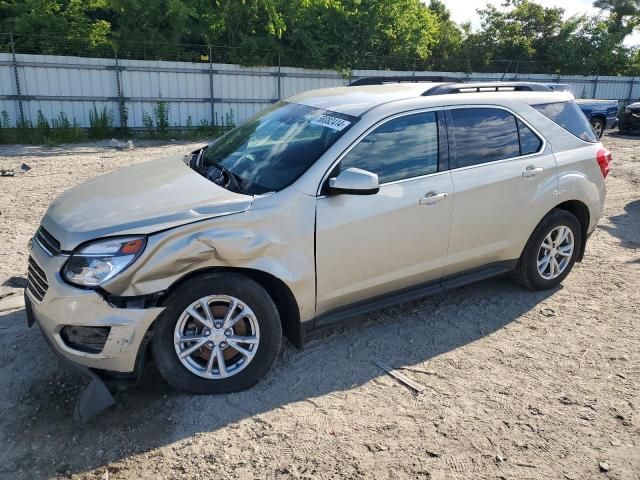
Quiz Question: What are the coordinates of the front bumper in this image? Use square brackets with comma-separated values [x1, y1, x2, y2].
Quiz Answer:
[27, 237, 164, 373]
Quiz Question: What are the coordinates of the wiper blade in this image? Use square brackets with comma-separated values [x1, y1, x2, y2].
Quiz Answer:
[205, 161, 245, 195]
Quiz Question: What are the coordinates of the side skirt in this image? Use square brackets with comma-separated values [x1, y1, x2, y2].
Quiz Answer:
[312, 260, 518, 329]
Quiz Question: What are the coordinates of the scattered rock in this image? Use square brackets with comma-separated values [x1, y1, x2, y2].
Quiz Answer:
[0, 168, 15, 177]
[540, 307, 557, 317]
[599, 461, 610, 472]
[109, 139, 133, 150]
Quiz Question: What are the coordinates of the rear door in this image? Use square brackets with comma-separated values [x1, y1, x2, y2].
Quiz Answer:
[315, 110, 453, 315]
[444, 106, 558, 276]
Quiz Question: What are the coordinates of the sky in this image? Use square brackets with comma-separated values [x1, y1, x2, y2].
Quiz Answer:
[442, 0, 640, 46]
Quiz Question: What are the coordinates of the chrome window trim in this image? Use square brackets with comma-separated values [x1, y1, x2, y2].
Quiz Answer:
[315, 107, 442, 196]
[444, 104, 547, 173]
[316, 103, 548, 196]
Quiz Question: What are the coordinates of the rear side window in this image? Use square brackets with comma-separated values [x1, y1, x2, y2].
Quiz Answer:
[518, 119, 542, 155]
[450, 108, 520, 167]
[533, 101, 598, 143]
[340, 111, 438, 184]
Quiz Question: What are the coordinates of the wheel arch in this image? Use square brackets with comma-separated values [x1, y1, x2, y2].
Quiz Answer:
[551, 200, 590, 262]
[157, 267, 304, 348]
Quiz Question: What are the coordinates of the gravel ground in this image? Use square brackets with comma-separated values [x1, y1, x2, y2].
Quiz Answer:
[0, 134, 638, 480]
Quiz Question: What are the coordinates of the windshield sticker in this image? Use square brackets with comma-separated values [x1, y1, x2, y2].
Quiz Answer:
[311, 115, 351, 131]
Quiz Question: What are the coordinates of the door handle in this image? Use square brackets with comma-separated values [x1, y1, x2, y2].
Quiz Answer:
[419, 192, 448, 205]
[522, 165, 544, 177]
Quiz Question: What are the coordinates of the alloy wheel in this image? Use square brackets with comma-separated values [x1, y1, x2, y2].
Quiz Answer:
[174, 295, 260, 379]
[537, 225, 575, 280]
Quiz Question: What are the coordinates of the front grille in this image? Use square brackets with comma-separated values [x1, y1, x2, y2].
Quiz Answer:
[34, 227, 61, 255]
[27, 257, 49, 302]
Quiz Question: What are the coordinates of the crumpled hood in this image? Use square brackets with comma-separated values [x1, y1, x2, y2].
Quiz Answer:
[41, 155, 253, 251]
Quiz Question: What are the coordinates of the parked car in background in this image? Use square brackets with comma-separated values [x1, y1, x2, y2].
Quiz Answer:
[25, 81, 611, 420]
[575, 99, 619, 138]
[618, 101, 640, 134]
[545, 83, 619, 138]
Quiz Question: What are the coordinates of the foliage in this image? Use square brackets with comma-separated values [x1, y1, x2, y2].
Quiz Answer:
[0, 111, 85, 144]
[152, 101, 170, 134]
[142, 111, 154, 136]
[0, 0, 638, 73]
[88, 105, 113, 138]
[223, 109, 235, 128]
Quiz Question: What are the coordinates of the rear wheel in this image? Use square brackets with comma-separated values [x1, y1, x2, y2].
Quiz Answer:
[152, 272, 282, 394]
[591, 118, 605, 138]
[512, 209, 582, 290]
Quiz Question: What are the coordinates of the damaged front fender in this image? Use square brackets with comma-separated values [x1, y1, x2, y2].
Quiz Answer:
[102, 188, 318, 323]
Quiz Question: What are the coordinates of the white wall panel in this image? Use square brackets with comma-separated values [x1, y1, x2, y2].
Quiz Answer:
[1, 53, 639, 129]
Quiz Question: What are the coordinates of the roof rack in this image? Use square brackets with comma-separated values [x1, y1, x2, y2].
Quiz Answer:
[423, 82, 552, 96]
[349, 75, 462, 86]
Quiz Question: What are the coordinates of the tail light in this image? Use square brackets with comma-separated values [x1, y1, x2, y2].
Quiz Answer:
[596, 147, 611, 178]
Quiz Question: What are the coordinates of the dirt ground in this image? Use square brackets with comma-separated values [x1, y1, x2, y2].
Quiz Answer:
[0, 134, 638, 480]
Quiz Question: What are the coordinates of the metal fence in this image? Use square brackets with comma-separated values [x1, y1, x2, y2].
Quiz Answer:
[1, 42, 639, 129]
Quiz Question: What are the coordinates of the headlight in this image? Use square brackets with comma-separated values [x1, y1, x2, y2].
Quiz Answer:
[63, 236, 146, 287]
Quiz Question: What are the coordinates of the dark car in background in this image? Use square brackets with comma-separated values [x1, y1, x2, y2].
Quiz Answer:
[618, 102, 640, 134]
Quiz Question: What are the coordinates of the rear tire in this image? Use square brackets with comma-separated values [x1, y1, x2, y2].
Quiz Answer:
[512, 209, 582, 290]
[152, 272, 282, 394]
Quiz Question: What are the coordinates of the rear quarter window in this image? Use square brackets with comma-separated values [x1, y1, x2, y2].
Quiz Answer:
[533, 101, 598, 143]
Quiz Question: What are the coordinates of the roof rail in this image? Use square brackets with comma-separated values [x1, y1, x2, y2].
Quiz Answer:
[349, 75, 462, 86]
[423, 82, 552, 96]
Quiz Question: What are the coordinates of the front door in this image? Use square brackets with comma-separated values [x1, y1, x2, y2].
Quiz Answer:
[315, 110, 453, 315]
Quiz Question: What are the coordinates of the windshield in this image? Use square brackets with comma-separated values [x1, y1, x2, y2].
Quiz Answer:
[200, 102, 357, 195]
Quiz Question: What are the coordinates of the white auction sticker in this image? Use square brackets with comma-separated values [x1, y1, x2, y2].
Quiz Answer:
[311, 114, 351, 131]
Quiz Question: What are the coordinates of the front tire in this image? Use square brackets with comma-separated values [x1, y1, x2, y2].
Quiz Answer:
[152, 272, 282, 394]
[512, 209, 582, 290]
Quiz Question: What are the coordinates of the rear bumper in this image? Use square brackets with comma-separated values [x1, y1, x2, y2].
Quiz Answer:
[27, 236, 164, 373]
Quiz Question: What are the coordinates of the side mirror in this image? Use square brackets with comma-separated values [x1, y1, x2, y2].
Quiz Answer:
[328, 167, 379, 195]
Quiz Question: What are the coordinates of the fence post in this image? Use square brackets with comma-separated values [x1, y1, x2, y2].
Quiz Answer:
[114, 51, 127, 129]
[209, 46, 215, 125]
[412, 58, 416, 77]
[9, 34, 25, 126]
[277, 50, 282, 100]
[592, 70, 599, 99]
[627, 76, 636, 105]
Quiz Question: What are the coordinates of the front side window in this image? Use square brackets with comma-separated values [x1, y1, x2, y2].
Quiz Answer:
[340, 112, 439, 184]
[201, 102, 357, 194]
[450, 108, 520, 168]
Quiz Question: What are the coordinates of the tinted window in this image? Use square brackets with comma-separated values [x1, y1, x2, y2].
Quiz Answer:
[451, 108, 520, 167]
[340, 112, 438, 184]
[533, 101, 598, 143]
[202, 102, 356, 194]
[517, 119, 542, 155]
